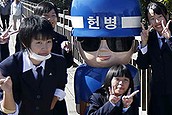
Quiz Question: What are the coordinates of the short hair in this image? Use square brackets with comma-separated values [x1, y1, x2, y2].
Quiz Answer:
[103, 64, 134, 96]
[34, 1, 58, 17]
[145, 2, 167, 22]
[18, 15, 54, 49]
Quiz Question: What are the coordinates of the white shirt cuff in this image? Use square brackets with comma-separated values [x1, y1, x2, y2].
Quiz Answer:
[110, 100, 120, 107]
[138, 44, 148, 54]
[123, 106, 130, 113]
[54, 89, 66, 101]
[7, 103, 19, 115]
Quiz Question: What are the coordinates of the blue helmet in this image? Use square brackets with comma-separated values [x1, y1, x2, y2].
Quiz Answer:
[71, 0, 142, 37]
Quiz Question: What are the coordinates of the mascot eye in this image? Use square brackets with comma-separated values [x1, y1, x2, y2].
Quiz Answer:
[106, 37, 134, 52]
[78, 37, 101, 52]
[77, 37, 134, 52]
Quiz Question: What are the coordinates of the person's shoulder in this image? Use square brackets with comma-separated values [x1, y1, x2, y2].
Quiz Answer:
[3, 51, 22, 61]
[53, 31, 67, 40]
[49, 53, 66, 67]
[94, 87, 107, 96]
[51, 53, 65, 61]
[148, 29, 156, 39]
[0, 51, 22, 68]
[126, 64, 138, 71]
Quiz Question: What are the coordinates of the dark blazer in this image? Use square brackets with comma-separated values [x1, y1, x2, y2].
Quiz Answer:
[0, 51, 67, 115]
[136, 23, 172, 95]
[15, 31, 73, 68]
[87, 88, 139, 115]
[136, 23, 172, 115]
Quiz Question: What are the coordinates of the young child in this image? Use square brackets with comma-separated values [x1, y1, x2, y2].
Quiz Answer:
[0, 15, 67, 115]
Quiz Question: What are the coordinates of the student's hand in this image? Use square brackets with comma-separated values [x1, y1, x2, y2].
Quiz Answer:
[76, 104, 80, 114]
[122, 89, 139, 108]
[61, 41, 71, 53]
[0, 25, 19, 44]
[50, 96, 59, 110]
[0, 74, 13, 94]
[140, 23, 152, 48]
[161, 20, 171, 39]
[108, 87, 121, 104]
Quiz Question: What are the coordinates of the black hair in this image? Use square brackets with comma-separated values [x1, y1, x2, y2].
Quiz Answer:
[18, 15, 54, 49]
[34, 1, 58, 17]
[103, 64, 134, 96]
[145, 2, 168, 22]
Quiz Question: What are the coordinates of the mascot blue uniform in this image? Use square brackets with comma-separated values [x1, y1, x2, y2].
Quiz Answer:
[70, 0, 142, 114]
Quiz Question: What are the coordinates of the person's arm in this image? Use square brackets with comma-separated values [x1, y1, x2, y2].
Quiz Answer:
[87, 93, 118, 115]
[50, 89, 66, 110]
[136, 23, 152, 69]
[122, 96, 139, 115]
[62, 49, 73, 68]
[61, 40, 73, 68]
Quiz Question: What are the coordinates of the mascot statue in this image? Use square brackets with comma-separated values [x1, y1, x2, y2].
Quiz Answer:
[70, 0, 141, 114]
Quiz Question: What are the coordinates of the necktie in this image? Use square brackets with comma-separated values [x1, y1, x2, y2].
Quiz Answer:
[36, 66, 43, 86]
[161, 38, 165, 44]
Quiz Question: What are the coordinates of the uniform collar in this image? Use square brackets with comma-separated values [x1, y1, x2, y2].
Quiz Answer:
[23, 51, 45, 73]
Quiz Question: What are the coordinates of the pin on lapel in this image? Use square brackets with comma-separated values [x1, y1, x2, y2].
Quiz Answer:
[49, 73, 52, 76]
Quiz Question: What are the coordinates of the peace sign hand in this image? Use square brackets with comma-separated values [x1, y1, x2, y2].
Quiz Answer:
[122, 89, 139, 108]
[108, 87, 121, 104]
[140, 23, 152, 48]
[0, 25, 19, 44]
[161, 20, 171, 39]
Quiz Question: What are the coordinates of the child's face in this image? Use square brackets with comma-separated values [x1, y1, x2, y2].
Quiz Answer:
[30, 38, 52, 57]
[111, 76, 130, 96]
[78, 38, 134, 67]
[42, 9, 57, 28]
[148, 12, 167, 33]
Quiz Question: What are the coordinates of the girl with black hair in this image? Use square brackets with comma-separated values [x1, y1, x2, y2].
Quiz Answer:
[136, 2, 172, 115]
[87, 64, 139, 115]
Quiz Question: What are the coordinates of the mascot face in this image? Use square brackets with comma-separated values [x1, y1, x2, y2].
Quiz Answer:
[77, 37, 135, 67]
[71, 0, 141, 67]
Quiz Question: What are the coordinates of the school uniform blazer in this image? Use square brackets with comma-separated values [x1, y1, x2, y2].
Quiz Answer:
[136, 23, 172, 95]
[0, 51, 67, 115]
[87, 88, 139, 115]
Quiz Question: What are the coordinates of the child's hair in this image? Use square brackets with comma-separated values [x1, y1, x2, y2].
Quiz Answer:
[18, 15, 54, 49]
[145, 2, 168, 22]
[103, 64, 134, 96]
[34, 1, 58, 17]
